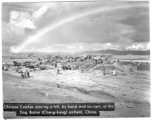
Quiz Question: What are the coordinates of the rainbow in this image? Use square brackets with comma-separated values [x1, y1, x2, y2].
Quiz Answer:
[12, 3, 147, 53]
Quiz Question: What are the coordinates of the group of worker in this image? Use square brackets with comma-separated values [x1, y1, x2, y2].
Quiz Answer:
[56, 66, 117, 76]
[21, 69, 30, 78]
[19, 65, 117, 77]
[103, 69, 117, 76]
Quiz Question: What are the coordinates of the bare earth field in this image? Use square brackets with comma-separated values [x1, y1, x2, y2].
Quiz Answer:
[3, 65, 150, 118]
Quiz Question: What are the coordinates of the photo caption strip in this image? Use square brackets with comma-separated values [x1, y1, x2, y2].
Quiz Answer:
[4, 103, 115, 116]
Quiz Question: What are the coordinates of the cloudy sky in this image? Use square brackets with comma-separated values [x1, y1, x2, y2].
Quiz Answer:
[2, 1, 149, 53]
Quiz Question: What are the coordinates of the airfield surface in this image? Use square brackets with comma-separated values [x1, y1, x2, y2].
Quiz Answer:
[3, 62, 150, 118]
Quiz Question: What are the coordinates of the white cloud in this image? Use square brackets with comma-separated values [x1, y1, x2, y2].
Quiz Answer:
[126, 43, 149, 50]
[105, 43, 111, 46]
[8, 6, 49, 31]
[147, 42, 150, 49]
[79, 46, 83, 51]
[92, 43, 121, 51]
[10, 46, 20, 53]
[9, 11, 36, 29]
[67, 46, 76, 49]
[33, 6, 48, 18]
[9, 11, 19, 21]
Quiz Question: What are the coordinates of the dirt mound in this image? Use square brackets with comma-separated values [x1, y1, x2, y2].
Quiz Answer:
[92, 64, 123, 71]
[70, 62, 97, 70]
[122, 64, 137, 72]
[91, 63, 137, 73]
[91, 64, 105, 70]
[81, 62, 97, 69]
[70, 62, 148, 72]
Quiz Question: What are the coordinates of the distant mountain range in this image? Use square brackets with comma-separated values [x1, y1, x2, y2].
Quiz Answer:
[80, 49, 150, 55]
[2, 49, 150, 57]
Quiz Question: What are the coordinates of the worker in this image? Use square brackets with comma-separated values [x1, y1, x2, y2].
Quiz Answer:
[112, 70, 117, 76]
[103, 69, 106, 76]
[55, 63, 57, 68]
[81, 69, 84, 73]
[57, 69, 60, 75]
[26, 69, 30, 78]
[24, 72, 27, 78]
[21, 70, 24, 78]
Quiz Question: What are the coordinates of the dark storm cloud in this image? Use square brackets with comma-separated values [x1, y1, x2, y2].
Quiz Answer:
[120, 12, 149, 43]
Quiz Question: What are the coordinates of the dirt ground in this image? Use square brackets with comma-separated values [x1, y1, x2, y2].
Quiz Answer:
[3, 66, 150, 118]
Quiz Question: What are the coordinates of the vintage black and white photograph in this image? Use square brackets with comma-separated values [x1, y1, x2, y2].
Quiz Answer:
[2, 0, 150, 118]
